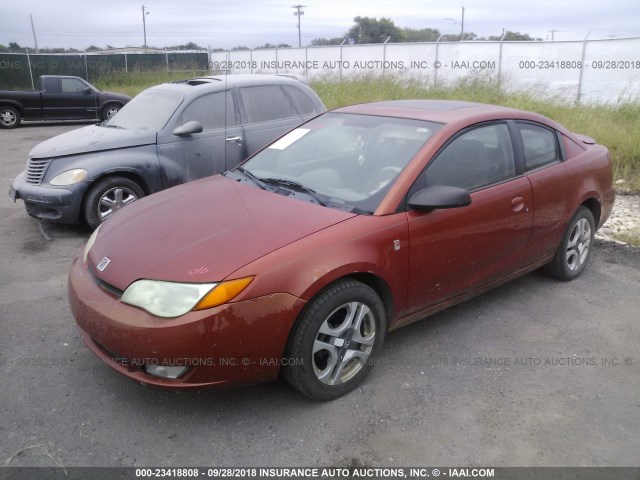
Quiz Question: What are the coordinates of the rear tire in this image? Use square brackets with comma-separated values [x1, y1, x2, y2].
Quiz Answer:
[102, 104, 122, 120]
[0, 106, 21, 129]
[545, 206, 595, 281]
[283, 279, 386, 401]
[83, 176, 144, 229]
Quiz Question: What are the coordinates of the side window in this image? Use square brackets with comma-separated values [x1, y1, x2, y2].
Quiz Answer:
[181, 91, 237, 131]
[518, 123, 560, 170]
[239, 86, 296, 124]
[60, 78, 86, 94]
[282, 85, 316, 115]
[43, 78, 60, 93]
[424, 123, 515, 191]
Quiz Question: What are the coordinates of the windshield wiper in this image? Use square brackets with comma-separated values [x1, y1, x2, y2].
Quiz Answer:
[234, 167, 267, 190]
[259, 177, 327, 207]
[103, 123, 123, 129]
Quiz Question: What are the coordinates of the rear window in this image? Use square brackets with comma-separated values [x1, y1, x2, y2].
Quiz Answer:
[282, 85, 316, 115]
[239, 86, 297, 124]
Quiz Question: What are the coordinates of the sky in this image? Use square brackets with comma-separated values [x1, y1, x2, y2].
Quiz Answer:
[1, 0, 639, 51]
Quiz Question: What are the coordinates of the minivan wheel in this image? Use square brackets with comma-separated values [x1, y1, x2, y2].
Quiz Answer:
[84, 176, 144, 229]
[283, 279, 386, 401]
[545, 206, 595, 281]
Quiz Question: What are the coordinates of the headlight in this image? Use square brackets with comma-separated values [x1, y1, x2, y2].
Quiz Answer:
[121, 276, 254, 318]
[49, 169, 87, 186]
[83, 224, 101, 263]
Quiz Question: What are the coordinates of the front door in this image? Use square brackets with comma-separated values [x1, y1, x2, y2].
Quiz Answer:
[406, 122, 533, 314]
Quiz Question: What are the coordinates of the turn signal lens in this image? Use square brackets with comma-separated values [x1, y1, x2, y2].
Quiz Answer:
[194, 276, 254, 310]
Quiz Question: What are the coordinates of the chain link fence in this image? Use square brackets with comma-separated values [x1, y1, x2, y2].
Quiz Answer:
[0, 51, 209, 90]
[211, 37, 640, 104]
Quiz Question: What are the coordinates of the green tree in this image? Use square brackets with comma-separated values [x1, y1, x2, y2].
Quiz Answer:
[347, 17, 405, 44]
[310, 37, 345, 46]
[403, 27, 441, 42]
[487, 31, 542, 41]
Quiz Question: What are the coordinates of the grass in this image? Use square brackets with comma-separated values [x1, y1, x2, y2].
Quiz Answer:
[612, 229, 640, 247]
[93, 71, 640, 190]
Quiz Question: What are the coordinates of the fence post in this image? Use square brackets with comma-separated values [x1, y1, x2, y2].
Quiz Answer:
[434, 35, 443, 88]
[340, 39, 346, 83]
[124, 52, 128, 73]
[382, 36, 390, 77]
[165, 48, 169, 72]
[84, 50, 89, 81]
[497, 31, 507, 89]
[250, 50, 253, 74]
[275, 46, 278, 74]
[25, 49, 35, 90]
[576, 31, 591, 105]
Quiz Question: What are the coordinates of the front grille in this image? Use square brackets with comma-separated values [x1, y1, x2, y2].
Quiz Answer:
[25, 158, 52, 184]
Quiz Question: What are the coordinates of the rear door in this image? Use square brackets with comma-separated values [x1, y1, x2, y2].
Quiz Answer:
[236, 84, 305, 156]
[406, 122, 533, 314]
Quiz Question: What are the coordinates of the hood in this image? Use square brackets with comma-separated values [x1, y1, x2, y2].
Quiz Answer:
[88, 175, 355, 290]
[30, 124, 156, 159]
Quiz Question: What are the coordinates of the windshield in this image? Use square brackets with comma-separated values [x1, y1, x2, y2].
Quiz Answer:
[238, 112, 441, 214]
[104, 88, 183, 131]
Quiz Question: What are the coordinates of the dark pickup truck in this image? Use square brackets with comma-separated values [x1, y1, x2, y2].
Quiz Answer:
[0, 75, 130, 129]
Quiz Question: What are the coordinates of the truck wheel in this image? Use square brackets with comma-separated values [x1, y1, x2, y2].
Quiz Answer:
[102, 104, 122, 120]
[0, 106, 21, 129]
[84, 176, 144, 229]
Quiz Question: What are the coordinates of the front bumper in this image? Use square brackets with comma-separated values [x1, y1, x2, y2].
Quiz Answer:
[9, 171, 85, 224]
[68, 255, 306, 389]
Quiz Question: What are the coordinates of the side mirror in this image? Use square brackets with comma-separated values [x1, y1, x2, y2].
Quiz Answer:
[82, 87, 93, 95]
[173, 121, 203, 136]
[408, 185, 471, 211]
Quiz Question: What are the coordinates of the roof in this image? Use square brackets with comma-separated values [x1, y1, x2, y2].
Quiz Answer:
[154, 74, 308, 93]
[334, 99, 536, 126]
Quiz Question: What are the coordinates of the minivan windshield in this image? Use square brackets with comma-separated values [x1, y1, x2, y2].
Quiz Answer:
[238, 112, 441, 214]
[104, 88, 183, 131]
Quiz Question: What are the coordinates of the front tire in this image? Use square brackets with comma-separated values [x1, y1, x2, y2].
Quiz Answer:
[545, 206, 595, 281]
[283, 279, 386, 401]
[83, 176, 144, 229]
[0, 106, 21, 129]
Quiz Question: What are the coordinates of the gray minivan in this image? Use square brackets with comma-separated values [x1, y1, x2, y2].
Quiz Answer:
[9, 74, 326, 228]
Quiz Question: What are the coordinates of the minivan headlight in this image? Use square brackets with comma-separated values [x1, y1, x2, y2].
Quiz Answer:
[50, 169, 87, 186]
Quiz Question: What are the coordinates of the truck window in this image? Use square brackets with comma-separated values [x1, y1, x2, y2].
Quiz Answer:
[61, 78, 87, 94]
[43, 77, 60, 94]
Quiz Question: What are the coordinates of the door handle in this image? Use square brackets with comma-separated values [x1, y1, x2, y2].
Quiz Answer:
[511, 196, 528, 212]
[225, 136, 242, 142]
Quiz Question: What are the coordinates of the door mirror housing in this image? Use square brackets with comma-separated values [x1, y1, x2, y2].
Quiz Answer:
[408, 185, 471, 211]
[173, 121, 203, 136]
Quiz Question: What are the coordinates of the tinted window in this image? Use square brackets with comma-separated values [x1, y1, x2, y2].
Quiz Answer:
[43, 77, 59, 93]
[61, 78, 86, 94]
[425, 123, 515, 191]
[518, 123, 559, 170]
[181, 91, 237, 130]
[239, 86, 296, 123]
[282, 85, 316, 115]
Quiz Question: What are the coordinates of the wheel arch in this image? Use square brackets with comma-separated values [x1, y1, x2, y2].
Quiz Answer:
[580, 197, 602, 228]
[87, 169, 151, 196]
[0, 101, 24, 115]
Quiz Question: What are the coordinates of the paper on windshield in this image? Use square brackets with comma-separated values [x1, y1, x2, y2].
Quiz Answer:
[268, 128, 311, 150]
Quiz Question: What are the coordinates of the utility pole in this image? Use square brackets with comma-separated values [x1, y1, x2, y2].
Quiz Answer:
[460, 6, 465, 41]
[292, 5, 305, 48]
[29, 14, 39, 53]
[549, 29, 557, 41]
[142, 5, 150, 50]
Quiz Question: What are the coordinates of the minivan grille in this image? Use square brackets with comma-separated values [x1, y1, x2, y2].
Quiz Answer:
[25, 158, 52, 184]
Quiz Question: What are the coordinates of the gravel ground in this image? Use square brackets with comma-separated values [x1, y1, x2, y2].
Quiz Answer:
[596, 194, 640, 243]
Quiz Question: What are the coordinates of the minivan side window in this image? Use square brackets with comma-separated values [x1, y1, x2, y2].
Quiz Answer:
[239, 86, 297, 123]
[181, 90, 237, 131]
[424, 123, 516, 191]
[282, 85, 316, 115]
